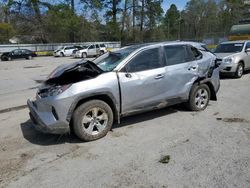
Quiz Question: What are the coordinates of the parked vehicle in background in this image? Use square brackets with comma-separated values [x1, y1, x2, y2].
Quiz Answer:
[1, 49, 37, 61]
[214, 40, 250, 78]
[74, 44, 107, 58]
[72, 45, 88, 56]
[53, 46, 78, 57]
[229, 19, 250, 41]
[28, 41, 220, 141]
[99, 43, 107, 55]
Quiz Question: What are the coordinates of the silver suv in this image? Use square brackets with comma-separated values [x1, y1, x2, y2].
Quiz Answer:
[214, 40, 250, 78]
[27, 42, 220, 141]
[74, 44, 107, 58]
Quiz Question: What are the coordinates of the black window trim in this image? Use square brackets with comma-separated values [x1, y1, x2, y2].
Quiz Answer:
[189, 45, 203, 61]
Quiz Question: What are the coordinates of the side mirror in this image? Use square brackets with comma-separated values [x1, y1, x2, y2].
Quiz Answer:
[215, 59, 221, 68]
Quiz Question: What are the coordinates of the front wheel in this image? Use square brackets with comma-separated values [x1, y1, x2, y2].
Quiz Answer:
[187, 84, 210, 111]
[72, 100, 114, 141]
[234, 62, 244, 78]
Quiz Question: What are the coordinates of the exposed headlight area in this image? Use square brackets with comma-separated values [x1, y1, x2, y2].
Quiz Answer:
[38, 84, 71, 98]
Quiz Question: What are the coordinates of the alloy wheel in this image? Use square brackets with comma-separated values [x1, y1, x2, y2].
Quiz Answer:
[81, 107, 108, 135]
[195, 88, 209, 109]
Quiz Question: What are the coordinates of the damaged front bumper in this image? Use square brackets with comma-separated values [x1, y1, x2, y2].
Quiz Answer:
[27, 99, 70, 134]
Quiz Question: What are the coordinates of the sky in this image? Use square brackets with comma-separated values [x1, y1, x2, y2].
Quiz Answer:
[162, 0, 189, 12]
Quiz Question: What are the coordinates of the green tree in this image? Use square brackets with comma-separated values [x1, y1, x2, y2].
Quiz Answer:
[163, 4, 180, 40]
[0, 22, 15, 43]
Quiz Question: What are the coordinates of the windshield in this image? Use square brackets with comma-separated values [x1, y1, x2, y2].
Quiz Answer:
[214, 43, 244, 53]
[93, 47, 138, 71]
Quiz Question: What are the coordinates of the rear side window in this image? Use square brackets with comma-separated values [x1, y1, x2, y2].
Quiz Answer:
[65, 46, 75, 50]
[164, 45, 188, 66]
[21, 49, 29, 54]
[100, 44, 105, 47]
[96, 44, 100, 48]
[126, 48, 163, 72]
[190, 46, 203, 60]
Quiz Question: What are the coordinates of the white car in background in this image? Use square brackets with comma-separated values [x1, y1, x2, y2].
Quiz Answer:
[54, 46, 78, 57]
[74, 44, 107, 58]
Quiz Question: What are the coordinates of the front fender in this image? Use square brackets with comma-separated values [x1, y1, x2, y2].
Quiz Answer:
[66, 91, 120, 123]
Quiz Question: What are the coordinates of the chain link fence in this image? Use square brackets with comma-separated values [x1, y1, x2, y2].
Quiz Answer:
[0, 42, 121, 54]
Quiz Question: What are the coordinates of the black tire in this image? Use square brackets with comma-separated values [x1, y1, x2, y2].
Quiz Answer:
[234, 62, 244, 78]
[82, 52, 87, 58]
[27, 55, 32, 60]
[187, 83, 210, 111]
[100, 51, 104, 56]
[72, 100, 114, 141]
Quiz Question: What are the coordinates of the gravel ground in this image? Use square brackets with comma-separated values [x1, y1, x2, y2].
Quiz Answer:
[0, 56, 250, 188]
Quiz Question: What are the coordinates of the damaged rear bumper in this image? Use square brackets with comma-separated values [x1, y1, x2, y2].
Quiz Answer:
[27, 99, 70, 134]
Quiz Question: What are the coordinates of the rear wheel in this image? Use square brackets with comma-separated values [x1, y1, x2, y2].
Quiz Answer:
[82, 52, 87, 58]
[100, 51, 104, 56]
[27, 55, 32, 60]
[234, 62, 244, 78]
[72, 100, 113, 141]
[187, 84, 210, 111]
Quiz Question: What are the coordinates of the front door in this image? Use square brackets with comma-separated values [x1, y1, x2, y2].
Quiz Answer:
[118, 47, 166, 114]
[88, 45, 96, 56]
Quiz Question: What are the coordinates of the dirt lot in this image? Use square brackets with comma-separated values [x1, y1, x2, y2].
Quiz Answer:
[0, 57, 250, 188]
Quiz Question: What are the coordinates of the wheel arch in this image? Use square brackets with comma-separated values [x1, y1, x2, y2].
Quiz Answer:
[67, 93, 120, 125]
[238, 60, 245, 70]
[192, 77, 217, 101]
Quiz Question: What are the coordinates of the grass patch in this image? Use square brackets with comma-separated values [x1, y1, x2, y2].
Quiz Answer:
[159, 155, 170, 164]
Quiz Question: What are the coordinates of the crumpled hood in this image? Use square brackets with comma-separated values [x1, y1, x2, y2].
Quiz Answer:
[48, 61, 84, 79]
[45, 60, 103, 85]
[215, 52, 240, 59]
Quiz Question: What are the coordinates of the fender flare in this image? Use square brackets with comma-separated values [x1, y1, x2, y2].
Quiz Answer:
[193, 77, 217, 101]
[66, 92, 120, 123]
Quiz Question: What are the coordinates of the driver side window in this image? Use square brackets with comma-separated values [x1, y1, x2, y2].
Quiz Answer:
[125, 48, 163, 72]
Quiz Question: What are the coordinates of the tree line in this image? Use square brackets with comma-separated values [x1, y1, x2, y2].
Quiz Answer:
[0, 0, 249, 44]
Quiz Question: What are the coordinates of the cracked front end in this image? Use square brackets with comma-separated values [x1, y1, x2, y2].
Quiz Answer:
[27, 90, 73, 134]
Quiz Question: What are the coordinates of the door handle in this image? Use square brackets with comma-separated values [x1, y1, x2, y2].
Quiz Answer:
[188, 66, 198, 71]
[155, 74, 164, 79]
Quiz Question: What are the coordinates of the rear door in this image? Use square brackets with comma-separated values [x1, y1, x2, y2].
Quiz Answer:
[64, 47, 74, 56]
[118, 47, 167, 114]
[162, 45, 201, 99]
